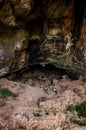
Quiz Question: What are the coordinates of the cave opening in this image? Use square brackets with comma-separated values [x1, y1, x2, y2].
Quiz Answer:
[0, 0, 86, 79]
[0, 1, 86, 127]
[5, 63, 79, 82]
[25, 0, 86, 81]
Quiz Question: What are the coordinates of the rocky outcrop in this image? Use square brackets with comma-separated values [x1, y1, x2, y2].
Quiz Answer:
[0, 27, 29, 76]
[0, 0, 86, 77]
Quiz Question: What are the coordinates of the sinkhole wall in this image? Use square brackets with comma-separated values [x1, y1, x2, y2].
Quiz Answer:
[0, 0, 86, 77]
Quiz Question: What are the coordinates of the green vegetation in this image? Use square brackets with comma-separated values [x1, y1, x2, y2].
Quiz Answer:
[71, 119, 86, 126]
[49, 109, 58, 115]
[76, 102, 86, 118]
[67, 102, 86, 126]
[0, 88, 17, 98]
[33, 109, 58, 116]
[67, 104, 76, 114]
[67, 102, 86, 117]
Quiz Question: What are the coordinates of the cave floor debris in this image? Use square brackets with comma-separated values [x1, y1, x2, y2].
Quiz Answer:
[0, 65, 86, 130]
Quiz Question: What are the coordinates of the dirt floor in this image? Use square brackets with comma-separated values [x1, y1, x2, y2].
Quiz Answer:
[0, 65, 86, 130]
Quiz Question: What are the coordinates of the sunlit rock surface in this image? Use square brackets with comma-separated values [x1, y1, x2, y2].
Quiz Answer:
[0, 0, 86, 76]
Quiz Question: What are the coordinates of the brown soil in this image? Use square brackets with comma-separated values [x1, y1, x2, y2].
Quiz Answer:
[0, 66, 86, 130]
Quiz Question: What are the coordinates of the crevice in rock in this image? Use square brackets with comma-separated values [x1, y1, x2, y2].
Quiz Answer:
[73, 0, 86, 39]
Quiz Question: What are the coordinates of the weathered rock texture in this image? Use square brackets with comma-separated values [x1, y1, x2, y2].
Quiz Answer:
[0, 0, 86, 76]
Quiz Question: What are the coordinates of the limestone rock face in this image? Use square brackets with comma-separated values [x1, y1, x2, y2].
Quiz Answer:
[0, 0, 86, 77]
[0, 28, 29, 76]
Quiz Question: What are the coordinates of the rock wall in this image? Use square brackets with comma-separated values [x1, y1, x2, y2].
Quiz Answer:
[0, 0, 86, 77]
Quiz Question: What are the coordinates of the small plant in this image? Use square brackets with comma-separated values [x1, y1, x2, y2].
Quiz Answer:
[49, 109, 58, 115]
[60, 110, 66, 114]
[76, 102, 86, 118]
[0, 88, 17, 98]
[67, 102, 86, 117]
[71, 119, 86, 126]
[66, 102, 86, 126]
[67, 104, 76, 114]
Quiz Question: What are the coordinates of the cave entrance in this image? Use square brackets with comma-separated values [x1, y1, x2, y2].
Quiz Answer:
[3, 0, 86, 81]
[7, 64, 70, 83]
[6, 63, 79, 84]
[26, 0, 86, 80]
